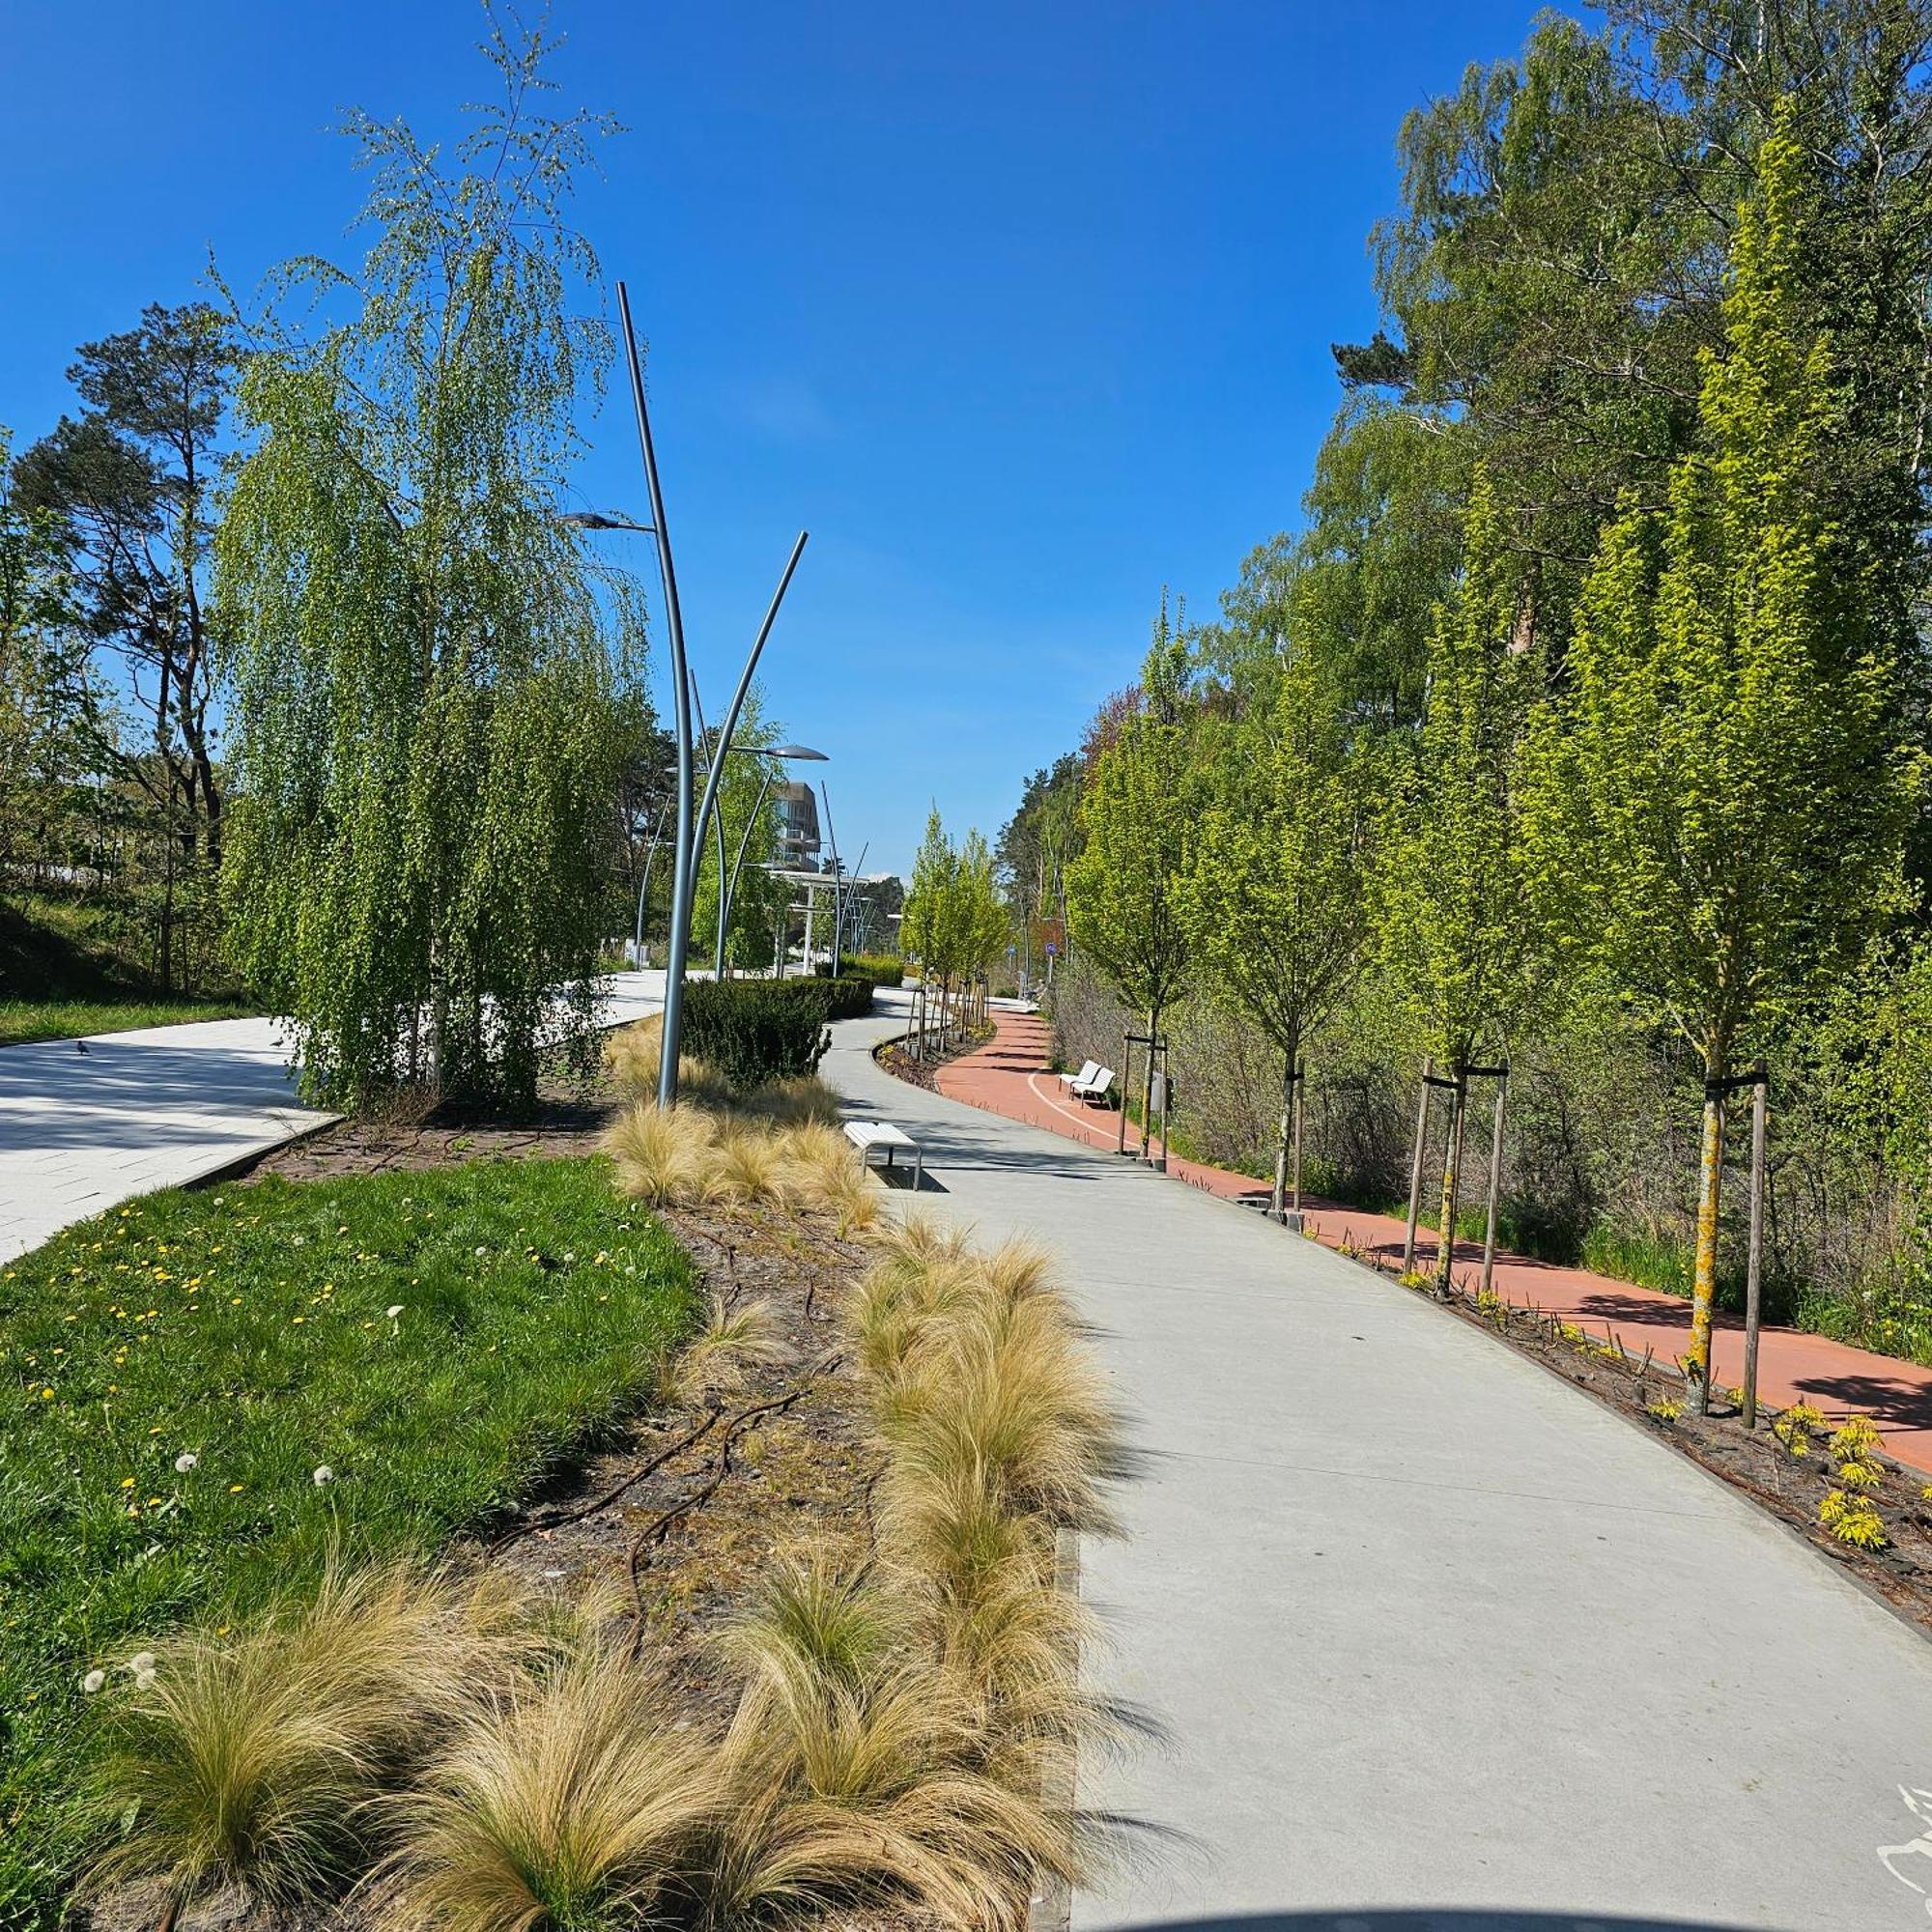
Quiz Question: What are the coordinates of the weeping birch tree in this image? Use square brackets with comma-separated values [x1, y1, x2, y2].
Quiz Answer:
[217, 14, 636, 1108]
[1525, 107, 1913, 1406]
[1375, 474, 1542, 1283]
[1181, 647, 1373, 1219]
[1065, 609, 1197, 1157]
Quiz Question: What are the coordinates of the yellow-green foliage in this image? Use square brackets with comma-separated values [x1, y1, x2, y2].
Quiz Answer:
[1819, 1489, 1889, 1550]
[1773, 1402, 1826, 1459]
[1646, 1398, 1682, 1423]
[1831, 1414, 1884, 1462]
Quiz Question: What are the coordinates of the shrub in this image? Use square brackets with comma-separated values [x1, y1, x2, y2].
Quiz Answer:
[682, 980, 838, 1091]
[840, 952, 906, 990]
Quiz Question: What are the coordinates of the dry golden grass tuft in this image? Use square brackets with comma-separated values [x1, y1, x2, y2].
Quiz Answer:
[702, 1555, 1082, 1931]
[740, 1075, 844, 1129]
[603, 1103, 717, 1208]
[84, 1560, 527, 1916]
[707, 1122, 794, 1208]
[373, 1634, 724, 1932]
[672, 1294, 792, 1406]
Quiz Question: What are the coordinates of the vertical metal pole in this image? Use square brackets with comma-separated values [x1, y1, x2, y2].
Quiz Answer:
[819, 782, 841, 977]
[1481, 1067, 1508, 1295]
[1156, 1040, 1172, 1173]
[1118, 1032, 1132, 1157]
[1743, 1069, 1769, 1428]
[1403, 1057, 1433, 1276]
[1291, 1056, 1305, 1217]
[617, 282, 693, 1108]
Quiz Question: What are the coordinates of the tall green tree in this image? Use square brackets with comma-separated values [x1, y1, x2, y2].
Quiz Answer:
[1065, 608, 1198, 1156]
[1525, 106, 1914, 1403]
[1182, 648, 1374, 1218]
[1375, 473, 1543, 1281]
[216, 14, 635, 1107]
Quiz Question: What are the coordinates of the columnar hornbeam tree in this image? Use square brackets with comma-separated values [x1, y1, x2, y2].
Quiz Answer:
[1181, 646, 1372, 1219]
[1374, 472, 1542, 1284]
[1066, 606, 1197, 1159]
[1525, 105, 1913, 1406]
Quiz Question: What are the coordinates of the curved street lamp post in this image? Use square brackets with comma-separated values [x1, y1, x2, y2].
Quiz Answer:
[566, 281, 809, 1104]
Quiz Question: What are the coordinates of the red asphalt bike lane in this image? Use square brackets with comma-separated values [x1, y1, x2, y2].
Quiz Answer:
[931, 1004, 1932, 1479]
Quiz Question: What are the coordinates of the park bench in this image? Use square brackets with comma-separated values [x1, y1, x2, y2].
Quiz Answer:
[1070, 1065, 1115, 1105]
[843, 1118, 924, 1191]
[1057, 1059, 1100, 1092]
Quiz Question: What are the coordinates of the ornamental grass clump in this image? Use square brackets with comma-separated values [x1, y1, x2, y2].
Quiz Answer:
[699, 1563, 1080, 1932]
[84, 1561, 526, 1920]
[671, 1296, 791, 1406]
[603, 1104, 717, 1208]
[373, 1637, 724, 1932]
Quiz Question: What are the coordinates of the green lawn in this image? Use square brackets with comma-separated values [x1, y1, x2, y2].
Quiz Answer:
[0, 997, 260, 1047]
[0, 1156, 696, 1924]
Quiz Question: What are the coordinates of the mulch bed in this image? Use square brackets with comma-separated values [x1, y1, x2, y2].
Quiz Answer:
[241, 1065, 883, 1707]
[874, 1025, 992, 1093]
[1350, 1248, 1932, 1637]
[480, 1198, 882, 1721]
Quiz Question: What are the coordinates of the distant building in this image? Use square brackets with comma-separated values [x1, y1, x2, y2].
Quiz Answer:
[775, 781, 820, 868]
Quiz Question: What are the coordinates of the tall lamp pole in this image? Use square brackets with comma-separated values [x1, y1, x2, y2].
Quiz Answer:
[575, 281, 809, 1103]
[818, 781, 843, 977]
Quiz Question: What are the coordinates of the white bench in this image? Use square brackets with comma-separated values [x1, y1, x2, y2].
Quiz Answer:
[1070, 1065, 1115, 1105]
[843, 1119, 923, 1191]
[1058, 1059, 1100, 1092]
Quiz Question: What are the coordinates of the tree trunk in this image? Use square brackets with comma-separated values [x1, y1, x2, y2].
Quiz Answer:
[1269, 1046, 1293, 1222]
[1690, 1056, 1728, 1414]
[1140, 1005, 1159, 1162]
[1403, 1057, 1434, 1276]
[1291, 1057, 1305, 1216]
[1434, 1068, 1467, 1293]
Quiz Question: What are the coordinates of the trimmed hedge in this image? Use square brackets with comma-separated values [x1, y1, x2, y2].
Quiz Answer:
[827, 952, 905, 990]
[683, 975, 872, 1088]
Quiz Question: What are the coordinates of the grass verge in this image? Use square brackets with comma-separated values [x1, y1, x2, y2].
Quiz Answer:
[0, 997, 261, 1047]
[0, 1155, 696, 1923]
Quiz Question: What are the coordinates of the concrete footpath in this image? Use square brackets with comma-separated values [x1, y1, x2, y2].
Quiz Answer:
[0, 973, 666, 1264]
[825, 998, 1932, 1932]
[937, 1007, 1932, 1481]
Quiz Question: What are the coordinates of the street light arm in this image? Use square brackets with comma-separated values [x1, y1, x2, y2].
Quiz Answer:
[691, 529, 810, 891]
[618, 280, 695, 1107]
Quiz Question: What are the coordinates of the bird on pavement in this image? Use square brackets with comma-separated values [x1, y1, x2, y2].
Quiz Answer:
[74, 1039, 90, 1054]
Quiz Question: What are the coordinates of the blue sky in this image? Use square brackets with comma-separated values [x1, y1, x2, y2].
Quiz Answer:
[2, 0, 1553, 877]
